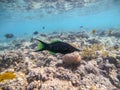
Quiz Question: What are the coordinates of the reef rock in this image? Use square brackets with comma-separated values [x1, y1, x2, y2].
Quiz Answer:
[62, 52, 81, 64]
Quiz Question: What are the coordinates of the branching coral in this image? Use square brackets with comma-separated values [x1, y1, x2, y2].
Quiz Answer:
[81, 44, 110, 59]
[81, 45, 96, 59]
[90, 85, 96, 90]
[0, 72, 16, 82]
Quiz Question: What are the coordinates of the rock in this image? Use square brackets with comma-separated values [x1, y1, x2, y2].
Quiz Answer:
[81, 73, 116, 90]
[27, 81, 40, 90]
[39, 79, 76, 90]
[117, 74, 120, 82]
[116, 55, 120, 60]
[27, 68, 43, 83]
[98, 31, 106, 36]
[55, 67, 72, 80]
[109, 32, 120, 38]
[85, 60, 100, 75]
[62, 52, 81, 64]
[0, 51, 24, 72]
[0, 72, 27, 90]
[27, 67, 55, 83]
[79, 31, 89, 38]
[106, 57, 120, 68]
[87, 38, 101, 44]
[108, 70, 120, 88]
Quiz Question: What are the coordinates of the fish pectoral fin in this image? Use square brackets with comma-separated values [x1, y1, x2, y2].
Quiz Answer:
[48, 51, 56, 55]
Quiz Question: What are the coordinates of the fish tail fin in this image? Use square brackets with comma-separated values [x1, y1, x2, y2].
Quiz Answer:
[77, 48, 80, 51]
[74, 48, 80, 52]
[34, 39, 49, 52]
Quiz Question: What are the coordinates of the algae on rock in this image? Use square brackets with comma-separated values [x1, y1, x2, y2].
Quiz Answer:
[0, 72, 16, 82]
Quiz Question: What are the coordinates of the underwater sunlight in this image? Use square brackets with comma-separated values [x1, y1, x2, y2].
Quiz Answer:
[0, 0, 120, 90]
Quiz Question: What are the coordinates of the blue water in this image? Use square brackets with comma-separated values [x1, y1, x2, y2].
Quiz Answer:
[0, 0, 120, 38]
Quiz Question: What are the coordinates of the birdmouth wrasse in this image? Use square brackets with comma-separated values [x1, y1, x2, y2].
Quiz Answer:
[34, 39, 80, 54]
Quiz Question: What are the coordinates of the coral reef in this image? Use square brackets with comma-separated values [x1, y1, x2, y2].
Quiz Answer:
[0, 31, 120, 90]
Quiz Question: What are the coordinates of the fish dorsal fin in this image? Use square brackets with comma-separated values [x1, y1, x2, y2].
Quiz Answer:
[50, 40, 61, 44]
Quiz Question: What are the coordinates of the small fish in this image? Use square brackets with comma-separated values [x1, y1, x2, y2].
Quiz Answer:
[80, 26, 83, 28]
[91, 30, 96, 34]
[108, 30, 113, 35]
[35, 39, 80, 54]
[33, 31, 39, 35]
[42, 26, 45, 30]
[4, 33, 14, 39]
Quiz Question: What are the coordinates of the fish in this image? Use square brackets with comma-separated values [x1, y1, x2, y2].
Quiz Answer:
[33, 31, 39, 35]
[4, 33, 14, 39]
[108, 30, 113, 35]
[91, 30, 96, 34]
[34, 39, 80, 54]
[42, 26, 45, 30]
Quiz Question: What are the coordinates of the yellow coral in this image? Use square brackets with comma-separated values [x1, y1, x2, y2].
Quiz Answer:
[107, 47, 114, 51]
[81, 44, 110, 59]
[118, 47, 120, 51]
[102, 51, 108, 57]
[81, 45, 97, 59]
[90, 85, 96, 90]
[0, 72, 16, 82]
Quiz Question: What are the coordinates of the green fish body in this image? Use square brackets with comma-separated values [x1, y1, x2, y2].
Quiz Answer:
[35, 39, 80, 54]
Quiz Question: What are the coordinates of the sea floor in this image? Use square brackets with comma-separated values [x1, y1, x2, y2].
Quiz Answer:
[0, 30, 120, 90]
